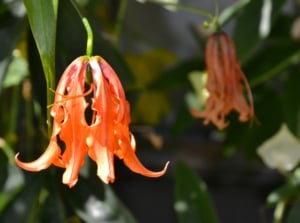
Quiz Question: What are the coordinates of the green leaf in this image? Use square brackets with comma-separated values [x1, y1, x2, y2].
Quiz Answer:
[246, 41, 300, 87]
[65, 178, 137, 223]
[266, 180, 299, 207]
[0, 10, 25, 93]
[257, 124, 300, 172]
[224, 85, 282, 158]
[0, 174, 44, 223]
[174, 160, 219, 223]
[282, 67, 300, 138]
[39, 182, 67, 223]
[233, 0, 285, 63]
[24, 0, 58, 89]
[2, 54, 28, 88]
[218, 0, 250, 26]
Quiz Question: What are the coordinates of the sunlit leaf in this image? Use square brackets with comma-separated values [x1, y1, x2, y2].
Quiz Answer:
[2, 53, 28, 88]
[125, 49, 176, 125]
[185, 71, 208, 111]
[258, 124, 300, 172]
[174, 160, 219, 223]
[0, 10, 25, 93]
[132, 91, 170, 125]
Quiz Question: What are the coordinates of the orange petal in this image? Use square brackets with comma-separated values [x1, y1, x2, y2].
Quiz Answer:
[88, 143, 115, 184]
[118, 138, 169, 178]
[15, 140, 61, 171]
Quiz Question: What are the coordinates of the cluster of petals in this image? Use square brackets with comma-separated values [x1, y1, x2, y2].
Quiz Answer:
[15, 56, 169, 187]
[191, 31, 254, 130]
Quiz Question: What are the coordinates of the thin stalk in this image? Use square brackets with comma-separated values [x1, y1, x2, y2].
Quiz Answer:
[82, 18, 93, 56]
[114, 0, 128, 45]
[274, 201, 286, 223]
[70, 0, 94, 56]
[45, 64, 55, 138]
[147, 0, 214, 20]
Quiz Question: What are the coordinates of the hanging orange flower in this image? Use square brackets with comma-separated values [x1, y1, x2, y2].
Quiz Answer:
[15, 56, 169, 187]
[191, 31, 254, 130]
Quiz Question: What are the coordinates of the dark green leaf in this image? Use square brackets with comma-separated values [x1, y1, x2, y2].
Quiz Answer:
[39, 181, 67, 223]
[0, 174, 44, 223]
[282, 67, 300, 138]
[246, 41, 300, 87]
[174, 160, 219, 223]
[233, 0, 285, 63]
[224, 85, 282, 158]
[23, 0, 58, 92]
[65, 178, 137, 223]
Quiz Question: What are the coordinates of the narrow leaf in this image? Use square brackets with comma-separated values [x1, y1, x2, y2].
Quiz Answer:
[174, 160, 219, 223]
[23, 0, 58, 88]
[23, 0, 58, 135]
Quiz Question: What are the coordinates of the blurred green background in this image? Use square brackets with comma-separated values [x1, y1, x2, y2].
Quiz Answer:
[1, 0, 300, 222]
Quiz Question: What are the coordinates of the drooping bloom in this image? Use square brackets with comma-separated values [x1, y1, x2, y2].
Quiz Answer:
[15, 56, 169, 187]
[191, 31, 254, 130]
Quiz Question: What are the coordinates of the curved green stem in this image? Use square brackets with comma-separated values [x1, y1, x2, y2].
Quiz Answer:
[70, 0, 93, 56]
[82, 18, 93, 56]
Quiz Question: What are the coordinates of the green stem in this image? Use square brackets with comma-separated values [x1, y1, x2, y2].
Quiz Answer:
[46, 72, 54, 137]
[82, 18, 93, 56]
[114, 0, 128, 45]
[70, 0, 93, 56]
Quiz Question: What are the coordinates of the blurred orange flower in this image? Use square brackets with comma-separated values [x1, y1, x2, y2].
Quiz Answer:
[15, 56, 169, 187]
[191, 31, 254, 130]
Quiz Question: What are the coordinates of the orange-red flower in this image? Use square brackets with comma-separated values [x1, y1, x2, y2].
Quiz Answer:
[191, 31, 254, 130]
[15, 56, 169, 187]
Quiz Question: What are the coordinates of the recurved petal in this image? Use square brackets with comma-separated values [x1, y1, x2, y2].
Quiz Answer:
[118, 139, 169, 178]
[15, 140, 61, 171]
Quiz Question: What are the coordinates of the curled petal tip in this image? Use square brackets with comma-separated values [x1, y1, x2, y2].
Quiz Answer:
[153, 161, 170, 177]
[15, 141, 61, 172]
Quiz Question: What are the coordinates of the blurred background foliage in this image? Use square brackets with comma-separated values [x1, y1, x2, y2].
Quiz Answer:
[1, 0, 300, 222]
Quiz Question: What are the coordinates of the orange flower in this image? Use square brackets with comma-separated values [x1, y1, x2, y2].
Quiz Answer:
[15, 56, 169, 187]
[191, 31, 254, 130]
